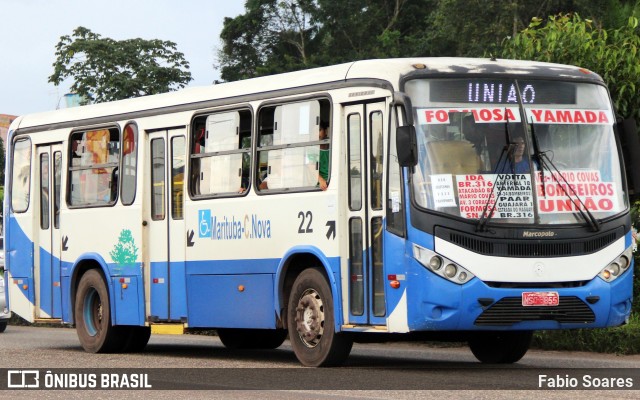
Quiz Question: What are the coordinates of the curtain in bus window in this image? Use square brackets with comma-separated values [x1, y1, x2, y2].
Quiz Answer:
[123, 125, 135, 155]
[86, 129, 109, 166]
[85, 130, 110, 202]
[265, 148, 319, 189]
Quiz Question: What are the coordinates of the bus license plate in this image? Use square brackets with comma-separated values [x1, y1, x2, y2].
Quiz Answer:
[522, 291, 559, 307]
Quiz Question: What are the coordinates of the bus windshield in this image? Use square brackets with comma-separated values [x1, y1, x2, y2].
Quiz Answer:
[405, 78, 626, 225]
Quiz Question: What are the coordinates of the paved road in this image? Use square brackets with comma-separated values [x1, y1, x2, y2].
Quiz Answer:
[1, 325, 639, 399]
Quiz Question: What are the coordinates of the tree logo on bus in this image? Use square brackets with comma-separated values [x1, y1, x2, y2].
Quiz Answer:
[109, 229, 139, 267]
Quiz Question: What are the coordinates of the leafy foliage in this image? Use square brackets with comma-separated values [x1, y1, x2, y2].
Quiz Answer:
[216, 1, 633, 80]
[217, 0, 434, 81]
[501, 13, 640, 121]
[49, 26, 192, 103]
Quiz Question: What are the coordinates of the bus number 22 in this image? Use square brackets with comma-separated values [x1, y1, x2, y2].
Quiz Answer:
[298, 211, 313, 234]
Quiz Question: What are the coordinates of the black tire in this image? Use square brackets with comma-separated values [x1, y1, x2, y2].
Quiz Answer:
[468, 331, 533, 364]
[217, 328, 287, 349]
[0, 321, 7, 333]
[122, 326, 151, 352]
[287, 268, 352, 367]
[75, 269, 126, 353]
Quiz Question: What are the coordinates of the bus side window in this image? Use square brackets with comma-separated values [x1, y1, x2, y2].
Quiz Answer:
[257, 107, 274, 190]
[10, 137, 32, 213]
[68, 128, 120, 206]
[189, 110, 251, 196]
[257, 99, 330, 191]
[121, 123, 138, 205]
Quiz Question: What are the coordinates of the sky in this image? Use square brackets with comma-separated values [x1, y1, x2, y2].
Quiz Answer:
[0, 0, 246, 116]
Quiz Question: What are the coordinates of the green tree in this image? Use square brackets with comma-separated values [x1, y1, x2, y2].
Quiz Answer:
[217, 1, 634, 80]
[501, 13, 640, 122]
[418, 0, 630, 58]
[313, 0, 425, 62]
[49, 26, 192, 103]
[217, 0, 322, 81]
[217, 0, 431, 80]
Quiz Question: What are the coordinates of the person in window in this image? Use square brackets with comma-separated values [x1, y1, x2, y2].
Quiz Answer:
[71, 139, 82, 166]
[495, 136, 530, 174]
[318, 121, 330, 190]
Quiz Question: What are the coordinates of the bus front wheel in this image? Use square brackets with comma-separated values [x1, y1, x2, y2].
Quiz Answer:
[287, 268, 352, 367]
[75, 269, 126, 353]
[468, 331, 533, 364]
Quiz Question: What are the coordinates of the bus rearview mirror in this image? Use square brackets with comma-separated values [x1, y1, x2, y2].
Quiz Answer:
[397, 125, 417, 167]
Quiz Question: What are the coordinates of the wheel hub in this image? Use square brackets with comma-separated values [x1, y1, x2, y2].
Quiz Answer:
[295, 289, 324, 348]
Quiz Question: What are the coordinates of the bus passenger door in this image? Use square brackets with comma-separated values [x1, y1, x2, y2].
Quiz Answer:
[344, 102, 387, 326]
[35, 144, 63, 319]
[146, 130, 187, 322]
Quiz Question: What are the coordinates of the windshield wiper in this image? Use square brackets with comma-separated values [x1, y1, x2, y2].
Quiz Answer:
[476, 113, 517, 232]
[529, 122, 600, 232]
[529, 119, 547, 197]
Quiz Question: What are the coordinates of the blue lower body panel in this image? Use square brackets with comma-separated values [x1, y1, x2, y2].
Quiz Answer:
[187, 274, 275, 328]
[405, 258, 633, 331]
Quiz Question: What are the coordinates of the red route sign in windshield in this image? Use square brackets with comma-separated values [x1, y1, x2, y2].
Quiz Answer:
[526, 108, 612, 125]
[416, 107, 613, 126]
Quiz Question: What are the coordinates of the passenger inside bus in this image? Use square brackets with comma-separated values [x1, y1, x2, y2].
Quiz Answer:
[190, 125, 205, 195]
[317, 120, 330, 190]
[494, 135, 530, 174]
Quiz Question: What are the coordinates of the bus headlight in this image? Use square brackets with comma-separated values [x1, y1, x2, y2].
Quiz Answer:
[429, 256, 443, 270]
[413, 244, 475, 285]
[598, 246, 633, 282]
[444, 264, 457, 278]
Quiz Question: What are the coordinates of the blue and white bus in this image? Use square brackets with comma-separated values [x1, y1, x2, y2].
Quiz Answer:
[3, 58, 637, 366]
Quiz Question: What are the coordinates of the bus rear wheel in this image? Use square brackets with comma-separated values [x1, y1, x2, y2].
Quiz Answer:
[468, 331, 533, 364]
[217, 328, 287, 349]
[75, 269, 126, 353]
[287, 268, 352, 367]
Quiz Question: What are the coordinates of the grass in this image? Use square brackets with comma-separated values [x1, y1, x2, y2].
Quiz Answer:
[532, 314, 640, 355]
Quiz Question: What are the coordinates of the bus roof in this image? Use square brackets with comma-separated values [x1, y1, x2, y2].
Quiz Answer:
[12, 57, 602, 132]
